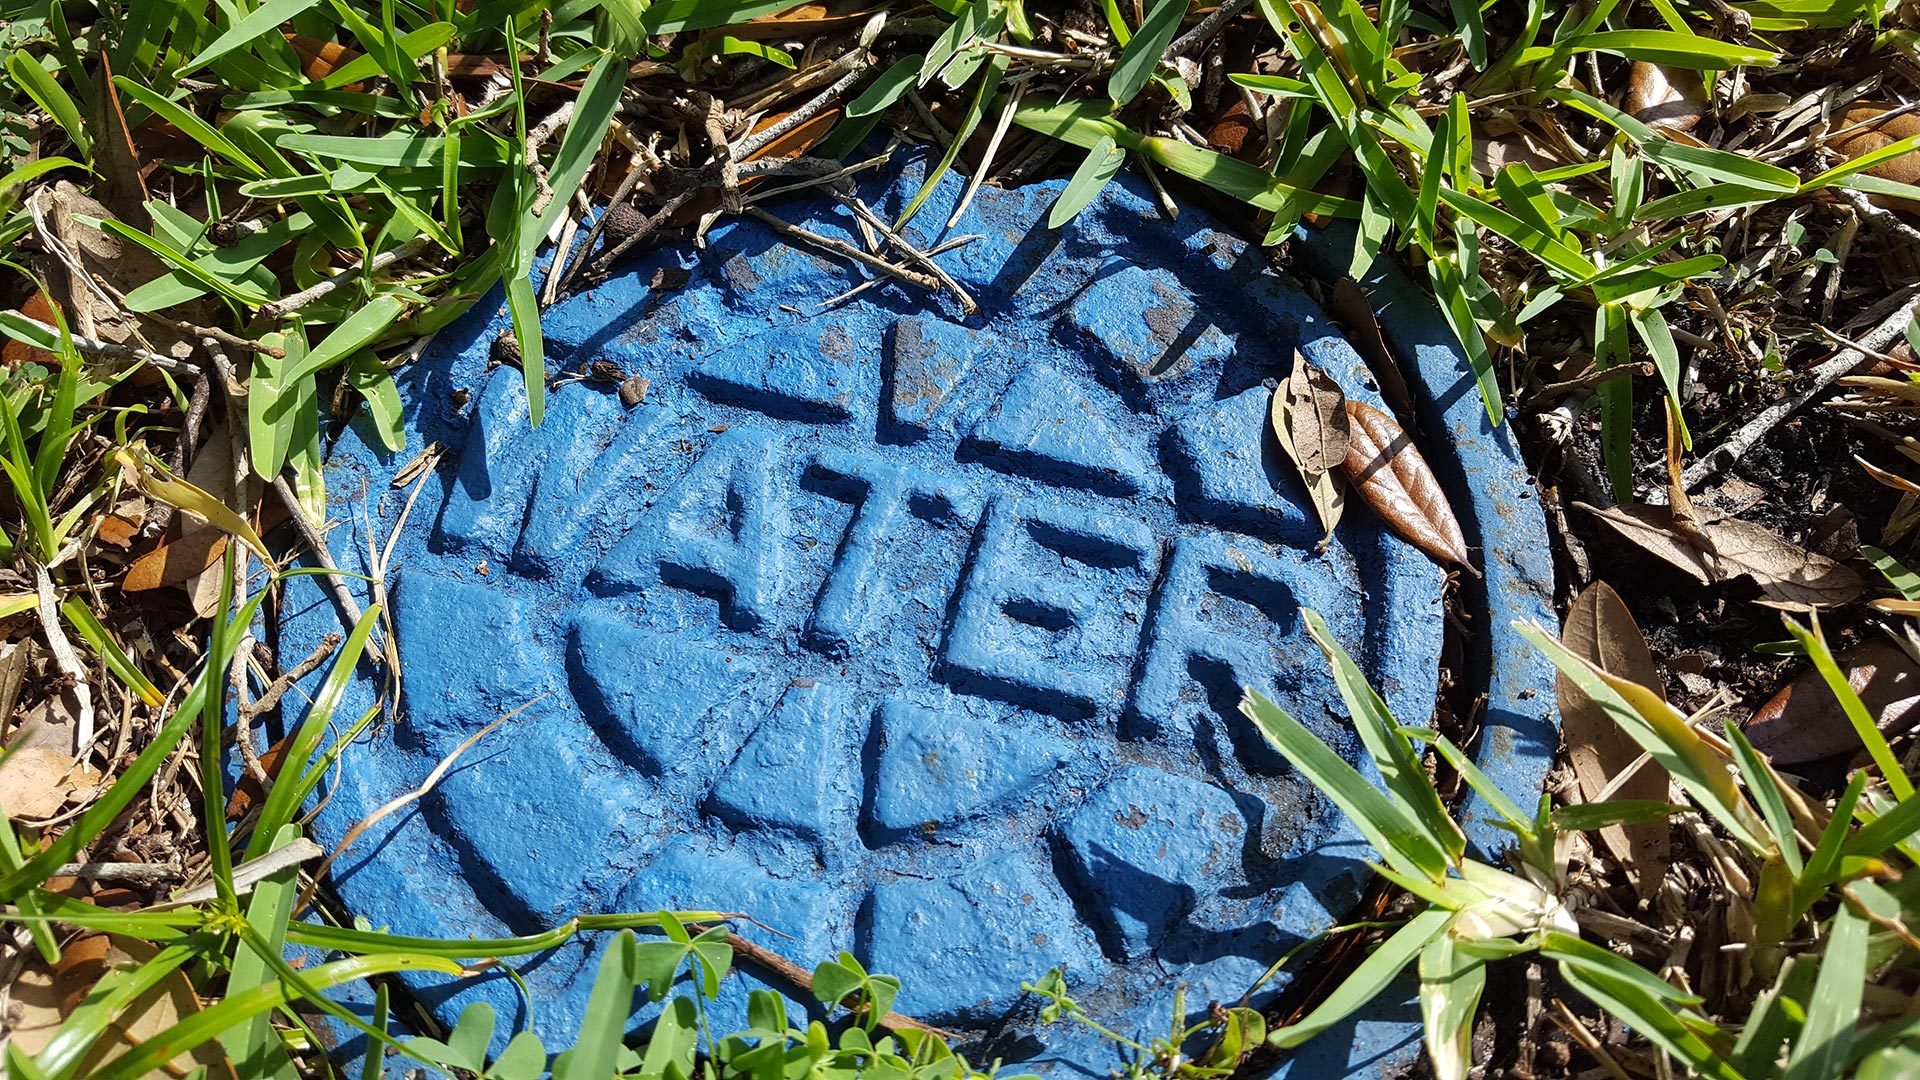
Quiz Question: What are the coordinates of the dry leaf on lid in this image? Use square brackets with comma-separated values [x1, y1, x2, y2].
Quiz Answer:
[1271, 360, 1349, 541]
[1557, 582, 1672, 900]
[1340, 399, 1470, 567]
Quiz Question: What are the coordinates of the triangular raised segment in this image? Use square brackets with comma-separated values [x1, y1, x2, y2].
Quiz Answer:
[870, 700, 1069, 833]
[708, 681, 859, 838]
[966, 364, 1154, 494]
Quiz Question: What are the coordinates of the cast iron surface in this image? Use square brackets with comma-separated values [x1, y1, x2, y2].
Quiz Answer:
[280, 156, 1556, 1077]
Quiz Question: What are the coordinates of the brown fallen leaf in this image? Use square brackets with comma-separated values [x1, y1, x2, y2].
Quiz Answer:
[1829, 104, 1920, 186]
[1271, 358, 1349, 541]
[7, 935, 236, 1077]
[227, 732, 294, 819]
[0, 745, 96, 818]
[1579, 503, 1863, 610]
[286, 32, 364, 86]
[1340, 399, 1469, 567]
[3, 290, 62, 367]
[95, 510, 142, 549]
[1558, 582, 1672, 901]
[1625, 62, 1707, 133]
[1324, 279, 1417, 424]
[122, 528, 228, 593]
[1204, 97, 1256, 157]
[90, 52, 151, 230]
[1744, 640, 1920, 764]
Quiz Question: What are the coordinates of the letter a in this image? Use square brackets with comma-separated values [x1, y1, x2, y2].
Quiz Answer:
[590, 428, 782, 630]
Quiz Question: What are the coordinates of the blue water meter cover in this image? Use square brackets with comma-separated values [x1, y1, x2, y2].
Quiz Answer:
[278, 153, 1556, 1077]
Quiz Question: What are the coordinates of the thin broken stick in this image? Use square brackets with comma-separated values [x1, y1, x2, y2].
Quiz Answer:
[292, 700, 532, 915]
[744, 207, 943, 295]
[710, 929, 957, 1039]
[831, 194, 979, 314]
[1682, 290, 1920, 490]
[271, 474, 366, 635]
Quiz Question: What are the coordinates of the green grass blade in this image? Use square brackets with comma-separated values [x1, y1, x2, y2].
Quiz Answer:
[1240, 689, 1448, 881]
[639, 0, 794, 34]
[1841, 786, 1920, 861]
[1448, 0, 1486, 67]
[34, 935, 213, 1080]
[58, 597, 162, 706]
[1108, 0, 1186, 106]
[1521, 621, 1769, 852]
[1626, 304, 1690, 449]
[112, 77, 262, 177]
[94, 219, 271, 307]
[1643, 138, 1800, 192]
[1419, 933, 1485, 1080]
[523, 48, 623, 264]
[1302, 609, 1464, 861]
[1542, 28, 1777, 67]
[1862, 545, 1920, 599]
[1593, 302, 1633, 499]
[1547, 939, 1739, 1080]
[504, 273, 546, 427]
[1781, 616, 1913, 799]
[247, 606, 379, 857]
[1724, 720, 1803, 875]
[287, 294, 406, 384]
[1437, 188, 1593, 280]
[6, 54, 90, 158]
[1426, 251, 1502, 425]
[847, 55, 923, 117]
[1268, 908, 1452, 1049]
[554, 930, 641, 1080]
[1802, 132, 1920, 191]
[320, 22, 456, 88]
[897, 54, 1007, 229]
[87, 954, 461, 1080]
[1049, 137, 1126, 228]
[0, 814, 59, 962]
[221, 825, 303, 1080]
[1783, 902, 1869, 1080]
[1013, 97, 1358, 217]
[180, 0, 325, 76]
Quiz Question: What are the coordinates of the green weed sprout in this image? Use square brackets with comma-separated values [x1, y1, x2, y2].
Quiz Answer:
[1219, 608, 1920, 1080]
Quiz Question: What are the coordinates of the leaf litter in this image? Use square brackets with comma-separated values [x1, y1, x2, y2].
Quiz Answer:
[1270, 357, 1348, 542]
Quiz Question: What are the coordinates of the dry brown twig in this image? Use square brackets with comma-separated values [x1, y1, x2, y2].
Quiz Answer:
[291, 699, 530, 915]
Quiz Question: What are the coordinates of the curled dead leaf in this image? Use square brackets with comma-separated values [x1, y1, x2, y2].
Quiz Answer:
[1580, 503, 1863, 610]
[1340, 399, 1469, 567]
[1744, 640, 1920, 764]
[1270, 359, 1348, 540]
[1557, 582, 1672, 900]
